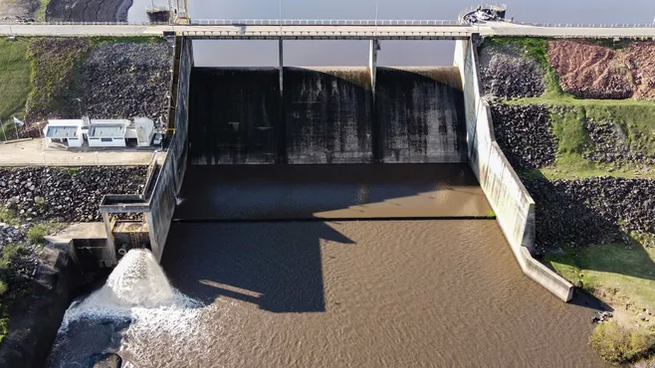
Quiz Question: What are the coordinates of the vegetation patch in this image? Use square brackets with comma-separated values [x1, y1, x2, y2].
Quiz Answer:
[0, 38, 32, 124]
[26, 37, 92, 122]
[481, 37, 568, 98]
[35, 0, 52, 21]
[589, 321, 655, 364]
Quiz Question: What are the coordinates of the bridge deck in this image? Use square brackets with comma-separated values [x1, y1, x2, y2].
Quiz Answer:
[1, 22, 655, 39]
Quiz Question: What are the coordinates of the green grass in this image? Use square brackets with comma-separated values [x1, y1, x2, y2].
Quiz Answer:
[0, 39, 32, 123]
[544, 242, 655, 313]
[26, 225, 47, 245]
[0, 206, 19, 227]
[0, 120, 19, 141]
[34, 0, 52, 22]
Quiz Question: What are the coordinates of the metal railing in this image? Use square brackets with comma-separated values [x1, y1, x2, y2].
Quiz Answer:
[181, 30, 472, 39]
[509, 20, 655, 28]
[1, 18, 653, 29]
[190, 19, 461, 26]
[0, 20, 153, 25]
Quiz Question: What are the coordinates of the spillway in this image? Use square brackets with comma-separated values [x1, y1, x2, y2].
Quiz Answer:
[188, 66, 467, 164]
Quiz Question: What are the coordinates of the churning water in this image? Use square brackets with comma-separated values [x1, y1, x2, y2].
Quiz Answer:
[47, 249, 208, 367]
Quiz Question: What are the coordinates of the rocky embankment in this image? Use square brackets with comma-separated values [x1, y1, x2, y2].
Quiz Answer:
[478, 43, 545, 98]
[83, 43, 172, 122]
[0, 166, 147, 223]
[489, 103, 655, 249]
[0, 0, 40, 22]
[46, 0, 133, 22]
[26, 38, 172, 125]
[583, 118, 655, 165]
[489, 103, 556, 169]
[525, 177, 655, 250]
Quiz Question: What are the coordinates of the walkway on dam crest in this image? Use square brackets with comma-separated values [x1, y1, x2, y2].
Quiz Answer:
[1, 21, 655, 39]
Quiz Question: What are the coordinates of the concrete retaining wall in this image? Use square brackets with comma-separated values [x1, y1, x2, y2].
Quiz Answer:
[147, 36, 194, 262]
[454, 37, 573, 302]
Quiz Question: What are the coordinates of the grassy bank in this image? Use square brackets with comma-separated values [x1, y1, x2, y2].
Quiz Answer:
[484, 37, 655, 365]
[518, 102, 655, 180]
[0, 35, 167, 125]
[0, 39, 32, 124]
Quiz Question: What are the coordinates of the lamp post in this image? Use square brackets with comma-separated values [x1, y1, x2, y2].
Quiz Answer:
[375, 0, 379, 33]
[73, 98, 83, 117]
[279, 0, 283, 32]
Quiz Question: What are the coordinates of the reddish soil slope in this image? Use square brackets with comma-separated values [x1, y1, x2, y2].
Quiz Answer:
[548, 40, 655, 100]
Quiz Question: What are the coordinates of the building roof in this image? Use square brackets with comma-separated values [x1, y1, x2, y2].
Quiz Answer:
[88, 120, 130, 138]
[47, 119, 84, 127]
[45, 125, 80, 138]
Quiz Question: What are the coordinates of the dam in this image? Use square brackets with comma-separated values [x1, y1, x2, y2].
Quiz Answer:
[45, 33, 607, 367]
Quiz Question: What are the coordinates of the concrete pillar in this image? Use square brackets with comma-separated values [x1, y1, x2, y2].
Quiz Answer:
[279, 39, 284, 95]
[369, 39, 378, 93]
[101, 213, 118, 266]
[369, 39, 381, 162]
[278, 38, 287, 163]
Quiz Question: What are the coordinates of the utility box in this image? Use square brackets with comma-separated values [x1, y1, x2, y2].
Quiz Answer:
[134, 117, 155, 147]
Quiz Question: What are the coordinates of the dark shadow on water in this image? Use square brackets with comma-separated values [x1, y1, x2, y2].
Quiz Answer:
[161, 221, 355, 313]
[174, 163, 489, 221]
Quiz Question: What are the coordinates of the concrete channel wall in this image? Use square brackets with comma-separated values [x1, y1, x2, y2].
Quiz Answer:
[147, 36, 193, 262]
[453, 37, 574, 302]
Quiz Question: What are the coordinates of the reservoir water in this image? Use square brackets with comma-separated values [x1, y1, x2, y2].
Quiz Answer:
[127, 0, 655, 66]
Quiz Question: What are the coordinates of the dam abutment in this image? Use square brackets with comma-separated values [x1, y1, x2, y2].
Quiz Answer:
[454, 36, 574, 302]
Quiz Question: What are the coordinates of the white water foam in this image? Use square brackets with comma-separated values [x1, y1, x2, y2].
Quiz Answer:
[61, 249, 199, 327]
[55, 248, 215, 367]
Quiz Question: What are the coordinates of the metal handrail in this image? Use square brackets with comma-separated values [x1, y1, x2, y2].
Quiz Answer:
[1, 18, 654, 29]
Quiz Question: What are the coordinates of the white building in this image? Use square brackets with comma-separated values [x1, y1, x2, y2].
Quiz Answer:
[43, 119, 84, 148]
[42, 117, 156, 149]
[133, 117, 155, 147]
[88, 120, 130, 147]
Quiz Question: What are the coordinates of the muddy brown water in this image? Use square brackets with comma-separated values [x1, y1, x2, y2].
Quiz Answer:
[175, 164, 492, 220]
[155, 220, 608, 368]
[48, 164, 608, 367]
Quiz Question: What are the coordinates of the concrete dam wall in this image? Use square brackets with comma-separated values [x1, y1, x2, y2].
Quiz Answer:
[188, 66, 467, 164]
[376, 67, 467, 163]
